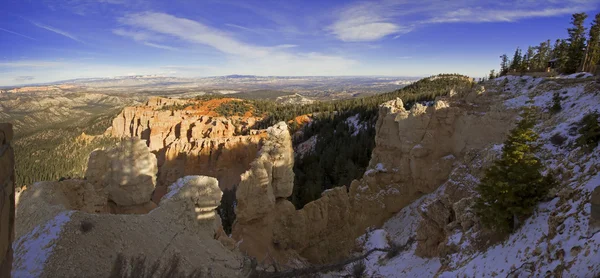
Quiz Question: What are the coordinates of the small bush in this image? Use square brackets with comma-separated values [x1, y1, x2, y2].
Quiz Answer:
[351, 260, 366, 278]
[80, 220, 94, 234]
[576, 112, 600, 151]
[549, 133, 567, 146]
[550, 92, 562, 114]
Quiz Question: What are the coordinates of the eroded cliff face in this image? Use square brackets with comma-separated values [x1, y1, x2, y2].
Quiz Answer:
[233, 86, 520, 265]
[107, 97, 266, 201]
[13, 139, 243, 277]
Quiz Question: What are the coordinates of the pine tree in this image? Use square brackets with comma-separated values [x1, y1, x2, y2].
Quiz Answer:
[475, 107, 556, 233]
[553, 39, 569, 72]
[524, 46, 535, 72]
[585, 13, 600, 72]
[489, 69, 496, 80]
[510, 48, 523, 72]
[500, 54, 510, 76]
[565, 13, 588, 74]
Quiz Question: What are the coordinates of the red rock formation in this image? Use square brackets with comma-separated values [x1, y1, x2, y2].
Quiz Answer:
[108, 97, 267, 201]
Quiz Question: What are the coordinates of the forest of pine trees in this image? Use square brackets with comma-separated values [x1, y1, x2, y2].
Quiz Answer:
[490, 12, 600, 78]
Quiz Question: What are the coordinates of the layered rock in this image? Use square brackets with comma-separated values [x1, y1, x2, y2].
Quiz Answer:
[0, 123, 14, 277]
[107, 97, 266, 201]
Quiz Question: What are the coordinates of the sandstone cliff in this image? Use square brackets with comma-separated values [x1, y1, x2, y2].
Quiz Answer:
[0, 123, 14, 278]
[107, 97, 266, 201]
[13, 139, 243, 277]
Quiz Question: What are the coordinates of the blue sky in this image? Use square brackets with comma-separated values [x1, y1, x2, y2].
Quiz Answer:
[1, 0, 599, 86]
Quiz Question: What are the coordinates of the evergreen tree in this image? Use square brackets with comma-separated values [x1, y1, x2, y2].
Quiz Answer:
[500, 54, 510, 75]
[565, 13, 588, 74]
[510, 47, 523, 71]
[475, 107, 556, 233]
[585, 13, 600, 72]
[524, 46, 536, 71]
[553, 39, 569, 72]
[489, 69, 496, 80]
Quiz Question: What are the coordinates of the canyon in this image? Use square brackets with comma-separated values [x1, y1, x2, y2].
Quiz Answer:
[3, 74, 600, 277]
[108, 97, 267, 202]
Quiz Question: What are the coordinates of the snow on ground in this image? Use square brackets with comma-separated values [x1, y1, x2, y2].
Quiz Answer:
[364, 163, 388, 176]
[162, 175, 196, 200]
[557, 72, 594, 79]
[295, 135, 317, 158]
[345, 114, 368, 136]
[326, 75, 600, 277]
[12, 211, 73, 278]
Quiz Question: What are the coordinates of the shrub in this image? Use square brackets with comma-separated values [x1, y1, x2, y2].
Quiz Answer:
[80, 220, 94, 234]
[351, 260, 366, 278]
[576, 111, 600, 151]
[475, 107, 556, 233]
[550, 92, 562, 114]
[549, 133, 567, 146]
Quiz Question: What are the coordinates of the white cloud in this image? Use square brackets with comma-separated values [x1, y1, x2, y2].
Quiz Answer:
[329, 0, 598, 42]
[31, 22, 84, 43]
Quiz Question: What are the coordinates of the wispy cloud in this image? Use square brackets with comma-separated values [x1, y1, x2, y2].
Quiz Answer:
[0, 27, 36, 40]
[116, 12, 356, 75]
[328, 2, 411, 42]
[119, 12, 271, 57]
[14, 76, 35, 82]
[329, 0, 598, 42]
[142, 42, 179, 51]
[0, 60, 66, 68]
[31, 22, 84, 43]
[113, 28, 178, 50]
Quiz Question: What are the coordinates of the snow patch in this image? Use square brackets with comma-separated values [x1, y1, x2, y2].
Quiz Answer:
[12, 211, 73, 278]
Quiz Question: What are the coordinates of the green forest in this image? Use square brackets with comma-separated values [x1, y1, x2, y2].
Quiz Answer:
[14, 113, 119, 187]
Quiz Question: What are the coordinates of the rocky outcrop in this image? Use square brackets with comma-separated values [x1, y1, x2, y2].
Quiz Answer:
[0, 123, 14, 278]
[13, 175, 242, 277]
[108, 97, 266, 201]
[86, 138, 157, 206]
[13, 137, 243, 276]
[231, 122, 301, 264]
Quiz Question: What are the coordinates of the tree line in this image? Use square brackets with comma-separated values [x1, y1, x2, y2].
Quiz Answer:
[488, 12, 600, 79]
